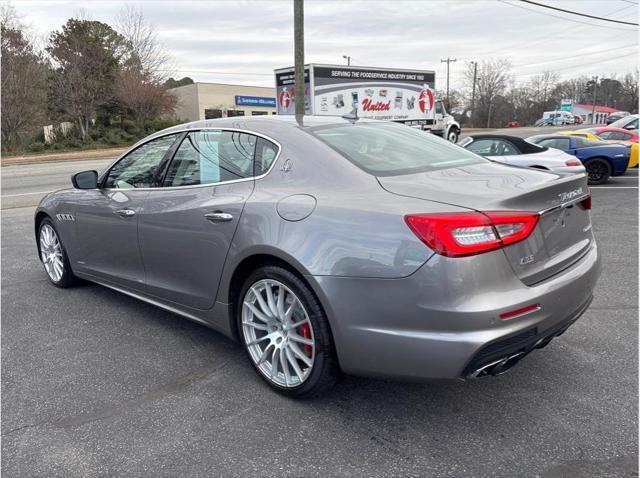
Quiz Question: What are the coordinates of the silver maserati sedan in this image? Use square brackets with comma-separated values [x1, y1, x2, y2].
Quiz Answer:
[35, 116, 601, 397]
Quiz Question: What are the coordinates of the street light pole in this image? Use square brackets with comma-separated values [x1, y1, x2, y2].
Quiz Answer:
[342, 55, 351, 66]
[441, 57, 456, 108]
[591, 76, 598, 124]
[470, 61, 478, 127]
[294, 0, 305, 118]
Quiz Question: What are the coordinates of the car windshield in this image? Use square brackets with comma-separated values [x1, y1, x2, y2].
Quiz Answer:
[610, 115, 638, 129]
[309, 122, 484, 176]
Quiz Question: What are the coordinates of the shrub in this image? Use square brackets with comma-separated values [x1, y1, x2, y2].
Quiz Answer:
[28, 142, 45, 152]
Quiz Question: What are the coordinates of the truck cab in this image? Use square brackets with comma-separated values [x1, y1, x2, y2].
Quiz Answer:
[433, 100, 461, 143]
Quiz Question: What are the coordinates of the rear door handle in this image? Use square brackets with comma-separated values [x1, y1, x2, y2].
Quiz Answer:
[115, 209, 136, 218]
[204, 212, 233, 223]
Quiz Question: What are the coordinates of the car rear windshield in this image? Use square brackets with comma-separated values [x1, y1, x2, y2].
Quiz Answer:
[308, 122, 484, 176]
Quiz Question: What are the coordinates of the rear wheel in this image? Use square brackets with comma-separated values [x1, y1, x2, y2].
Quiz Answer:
[585, 158, 611, 185]
[38, 218, 78, 288]
[238, 265, 339, 397]
[447, 127, 459, 143]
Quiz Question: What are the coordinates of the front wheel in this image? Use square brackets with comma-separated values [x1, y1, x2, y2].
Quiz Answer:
[238, 266, 339, 397]
[447, 128, 459, 143]
[585, 158, 611, 185]
[38, 218, 78, 288]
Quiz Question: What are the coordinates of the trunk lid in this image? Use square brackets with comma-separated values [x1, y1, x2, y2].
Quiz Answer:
[378, 162, 593, 285]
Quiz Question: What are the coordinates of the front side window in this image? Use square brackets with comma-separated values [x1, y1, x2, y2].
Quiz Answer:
[105, 134, 179, 189]
[310, 123, 484, 176]
[466, 139, 519, 156]
[163, 130, 256, 187]
[435, 101, 443, 115]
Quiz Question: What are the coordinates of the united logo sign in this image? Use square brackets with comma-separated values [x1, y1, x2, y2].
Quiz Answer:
[278, 89, 292, 109]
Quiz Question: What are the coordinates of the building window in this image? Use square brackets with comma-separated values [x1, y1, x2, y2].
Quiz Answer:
[204, 109, 223, 119]
[226, 110, 245, 117]
[251, 111, 268, 116]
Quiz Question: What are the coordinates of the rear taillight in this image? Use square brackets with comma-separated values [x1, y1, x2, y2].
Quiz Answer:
[565, 159, 582, 167]
[405, 211, 539, 257]
[579, 195, 591, 210]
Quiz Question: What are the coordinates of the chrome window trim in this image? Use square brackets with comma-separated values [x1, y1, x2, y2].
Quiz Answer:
[99, 127, 282, 192]
[538, 192, 590, 216]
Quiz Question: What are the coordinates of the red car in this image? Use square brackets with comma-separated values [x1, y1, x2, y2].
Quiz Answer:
[585, 126, 638, 143]
[506, 121, 520, 128]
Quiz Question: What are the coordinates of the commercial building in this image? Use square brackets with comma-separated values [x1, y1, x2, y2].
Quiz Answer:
[569, 104, 620, 124]
[170, 83, 276, 122]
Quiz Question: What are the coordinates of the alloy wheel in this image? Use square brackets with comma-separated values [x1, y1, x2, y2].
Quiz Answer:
[587, 161, 608, 184]
[40, 224, 64, 282]
[241, 279, 315, 388]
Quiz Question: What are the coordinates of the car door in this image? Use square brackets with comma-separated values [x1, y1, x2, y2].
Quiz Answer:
[466, 138, 520, 164]
[138, 129, 279, 310]
[74, 133, 181, 291]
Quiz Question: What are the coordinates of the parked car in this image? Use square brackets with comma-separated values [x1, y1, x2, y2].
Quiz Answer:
[34, 117, 601, 397]
[506, 121, 520, 128]
[608, 113, 638, 131]
[578, 126, 639, 168]
[534, 118, 554, 127]
[606, 111, 629, 125]
[573, 115, 583, 125]
[527, 134, 630, 184]
[541, 110, 575, 125]
[459, 134, 585, 174]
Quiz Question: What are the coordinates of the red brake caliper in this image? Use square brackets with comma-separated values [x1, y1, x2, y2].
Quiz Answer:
[298, 323, 313, 355]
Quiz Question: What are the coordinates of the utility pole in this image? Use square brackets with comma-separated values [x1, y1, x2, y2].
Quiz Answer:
[294, 0, 305, 118]
[342, 55, 351, 66]
[441, 57, 456, 108]
[470, 61, 478, 127]
[591, 76, 598, 124]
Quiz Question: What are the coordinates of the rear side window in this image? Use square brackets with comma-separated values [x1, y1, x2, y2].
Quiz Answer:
[466, 139, 519, 156]
[255, 137, 279, 175]
[537, 138, 571, 151]
[309, 123, 483, 176]
[163, 130, 256, 186]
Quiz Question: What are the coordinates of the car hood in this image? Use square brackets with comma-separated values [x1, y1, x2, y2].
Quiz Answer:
[377, 161, 588, 212]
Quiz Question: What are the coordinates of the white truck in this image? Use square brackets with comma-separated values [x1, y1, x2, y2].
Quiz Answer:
[274, 64, 461, 142]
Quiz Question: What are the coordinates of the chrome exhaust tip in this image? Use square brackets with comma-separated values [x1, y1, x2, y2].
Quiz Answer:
[468, 351, 526, 379]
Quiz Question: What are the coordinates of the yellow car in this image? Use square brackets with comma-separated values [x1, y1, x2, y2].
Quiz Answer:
[560, 130, 638, 168]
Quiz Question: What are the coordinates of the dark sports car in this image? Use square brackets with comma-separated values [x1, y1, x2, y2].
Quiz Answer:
[527, 134, 630, 185]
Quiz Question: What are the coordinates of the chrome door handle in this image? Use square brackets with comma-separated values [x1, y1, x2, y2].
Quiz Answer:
[115, 209, 136, 217]
[204, 212, 233, 223]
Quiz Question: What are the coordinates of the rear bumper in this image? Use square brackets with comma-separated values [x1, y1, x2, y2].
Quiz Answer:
[310, 241, 601, 380]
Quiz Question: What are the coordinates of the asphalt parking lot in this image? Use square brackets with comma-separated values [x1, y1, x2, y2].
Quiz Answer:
[2, 166, 638, 476]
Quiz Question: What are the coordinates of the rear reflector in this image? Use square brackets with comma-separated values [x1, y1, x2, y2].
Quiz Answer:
[405, 211, 539, 257]
[499, 303, 541, 320]
[565, 160, 582, 167]
[579, 195, 592, 210]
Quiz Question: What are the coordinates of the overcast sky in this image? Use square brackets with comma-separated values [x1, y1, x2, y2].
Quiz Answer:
[12, 0, 640, 91]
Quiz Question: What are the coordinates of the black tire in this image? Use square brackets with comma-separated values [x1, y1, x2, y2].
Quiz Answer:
[585, 158, 611, 185]
[237, 265, 339, 398]
[447, 127, 459, 143]
[38, 218, 79, 288]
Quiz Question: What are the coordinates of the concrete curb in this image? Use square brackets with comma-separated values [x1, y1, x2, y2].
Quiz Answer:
[1, 147, 127, 167]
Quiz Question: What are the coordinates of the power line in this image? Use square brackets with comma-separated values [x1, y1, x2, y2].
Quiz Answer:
[479, 3, 636, 58]
[512, 43, 638, 69]
[497, 0, 638, 31]
[158, 69, 272, 76]
[520, 0, 639, 26]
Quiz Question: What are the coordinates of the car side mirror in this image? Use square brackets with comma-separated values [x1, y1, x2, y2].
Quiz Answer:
[72, 170, 98, 189]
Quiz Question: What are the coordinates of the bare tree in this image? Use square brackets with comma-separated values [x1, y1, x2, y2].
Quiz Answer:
[465, 58, 512, 128]
[116, 68, 177, 128]
[619, 70, 639, 113]
[1, 6, 49, 149]
[116, 5, 173, 79]
[529, 71, 559, 117]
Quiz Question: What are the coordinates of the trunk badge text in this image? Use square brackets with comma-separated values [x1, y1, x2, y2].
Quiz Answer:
[519, 254, 535, 265]
[558, 187, 584, 203]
